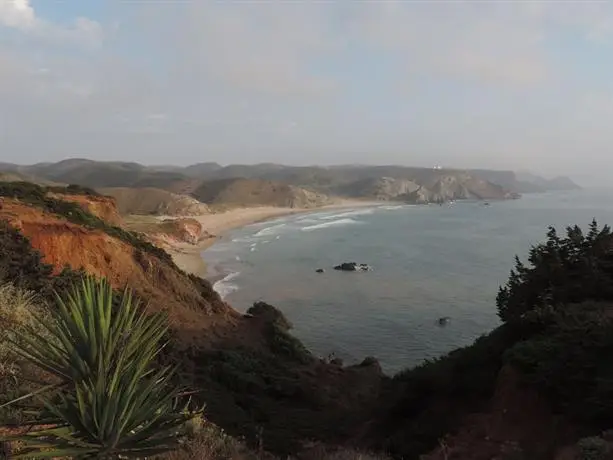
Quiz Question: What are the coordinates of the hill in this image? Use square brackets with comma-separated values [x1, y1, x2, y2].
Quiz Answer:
[0, 160, 561, 205]
[0, 180, 384, 455]
[0, 169, 61, 186]
[1, 160, 582, 202]
[98, 187, 210, 216]
[190, 177, 335, 209]
[1, 179, 613, 459]
[20, 158, 188, 189]
[515, 171, 582, 191]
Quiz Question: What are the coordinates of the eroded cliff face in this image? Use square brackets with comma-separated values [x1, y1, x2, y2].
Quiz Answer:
[146, 218, 214, 248]
[400, 174, 510, 203]
[0, 191, 386, 455]
[337, 174, 512, 203]
[47, 192, 124, 226]
[0, 198, 238, 345]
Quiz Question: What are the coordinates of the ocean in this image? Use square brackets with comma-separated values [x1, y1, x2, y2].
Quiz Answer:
[203, 188, 613, 375]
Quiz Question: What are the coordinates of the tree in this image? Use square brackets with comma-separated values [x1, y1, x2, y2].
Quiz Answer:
[497, 220, 613, 324]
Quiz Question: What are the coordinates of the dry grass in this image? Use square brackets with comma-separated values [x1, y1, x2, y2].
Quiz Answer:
[162, 419, 258, 460]
[162, 420, 391, 460]
[0, 281, 51, 425]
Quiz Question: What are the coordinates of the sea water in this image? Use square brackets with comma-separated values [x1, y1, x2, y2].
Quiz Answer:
[203, 188, 613, 374]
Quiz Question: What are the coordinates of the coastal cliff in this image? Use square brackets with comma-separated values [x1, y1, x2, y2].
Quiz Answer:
[0, 180, 607, 460]
[0, 181, 385, 456]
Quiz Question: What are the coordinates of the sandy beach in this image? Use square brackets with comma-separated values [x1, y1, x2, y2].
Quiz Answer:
[162, 200, 380, 278]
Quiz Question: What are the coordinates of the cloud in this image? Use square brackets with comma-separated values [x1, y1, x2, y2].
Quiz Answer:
[0, 0, 34, 30]
[1, 1, 613, 173]
[167, 2, 342, 95]
[0, 0, 102, 46]
[349, 2, 549, 87]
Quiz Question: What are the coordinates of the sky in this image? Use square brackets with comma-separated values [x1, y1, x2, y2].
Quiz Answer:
[0, 0, 612, 182]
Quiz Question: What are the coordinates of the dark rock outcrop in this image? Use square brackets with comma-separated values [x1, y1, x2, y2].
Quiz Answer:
[333, 262, 371, 272]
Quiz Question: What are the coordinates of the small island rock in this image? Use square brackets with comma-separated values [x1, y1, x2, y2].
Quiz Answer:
[333, 262, 371, 272]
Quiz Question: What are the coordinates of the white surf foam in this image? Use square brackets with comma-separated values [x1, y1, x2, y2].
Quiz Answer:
[319, 209, 375, 220]
[254, 223, 286, 237]
[295, 218, 320, 224]
[231, 237, 258, 243]
[301, 218, 361, 231]
[381, 205, 405, 210]
[213, 272, 241, 299]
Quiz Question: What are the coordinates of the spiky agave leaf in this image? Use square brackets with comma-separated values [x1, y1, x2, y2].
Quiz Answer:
[1, 275, 201, 458]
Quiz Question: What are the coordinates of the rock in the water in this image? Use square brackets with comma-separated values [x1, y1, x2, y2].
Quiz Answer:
[316, 268, 325, 273]
[334, 262, 358, 271]
[333, 262, 371, 272]
[437, 317, 450, 326]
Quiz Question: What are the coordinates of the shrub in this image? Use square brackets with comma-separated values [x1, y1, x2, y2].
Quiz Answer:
[0, 282, 50, 425]
[1, 276, 200, 458]
[576, 436, 610, 460]
[163, 419, 250, 460]
[496, 220, 613, 324]
[505, 302, 613, 428]
[247, 301, 292, 330]
[47, 183, 101, 197]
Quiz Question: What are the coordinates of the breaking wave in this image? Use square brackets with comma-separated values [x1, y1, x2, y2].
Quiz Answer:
[301, 218, 362, 231]
[212, 272, 241, 299]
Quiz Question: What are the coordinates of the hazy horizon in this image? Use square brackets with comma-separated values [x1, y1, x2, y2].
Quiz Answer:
[1, 1, 612, 184]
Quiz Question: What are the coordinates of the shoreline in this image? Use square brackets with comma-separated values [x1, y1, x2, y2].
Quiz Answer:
[162, 200, 383, 280]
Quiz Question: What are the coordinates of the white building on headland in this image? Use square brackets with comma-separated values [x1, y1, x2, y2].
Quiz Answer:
[433, 165, 442, 170]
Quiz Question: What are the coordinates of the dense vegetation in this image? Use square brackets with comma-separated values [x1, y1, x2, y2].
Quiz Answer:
[0, 181, 173, 264]
[497, 220, 613, 324]
[373, 220, 613, 459]
[47, 183, 101, 196]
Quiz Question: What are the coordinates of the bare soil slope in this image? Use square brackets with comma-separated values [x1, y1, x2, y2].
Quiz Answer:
[191, 178, 333, 209]
[98, 187, 210, 216]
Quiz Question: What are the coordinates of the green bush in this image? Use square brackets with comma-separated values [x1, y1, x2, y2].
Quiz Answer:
[497, 220, 613, 324]
[375, 324, 527, 458]
[246, 302, 312, 364]
[1, 276, 200, 458]
[576, 436, 610, 460]
[47, 183, 101, 196]
[505, 302, 613, 428]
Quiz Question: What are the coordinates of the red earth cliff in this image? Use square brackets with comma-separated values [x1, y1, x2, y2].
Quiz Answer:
[0, 198, 240, 346]
[47, 192, 124, 226]
[145, 218, 214, 249]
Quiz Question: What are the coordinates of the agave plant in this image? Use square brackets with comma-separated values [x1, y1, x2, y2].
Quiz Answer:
[0, 276, 200, 458]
